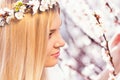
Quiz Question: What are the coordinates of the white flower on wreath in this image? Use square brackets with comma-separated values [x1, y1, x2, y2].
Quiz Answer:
[41, 0, 50, 5]
[14, 5, 26, 20]
[6, 16, 12, 24]
[0, 9, 5, 15]
[15, 12, 24, 20]
[49, 0, 58, 8]
[19, 5, 26, 13]
[28, 0, 40, 14]
[3, 8, 14, 24]
[0, 18, 5, 27]
[40, 0, 50, 11]
[6, 11, 14, 24]
[6, 12, 14, 24]
[39, 4, 48, 11]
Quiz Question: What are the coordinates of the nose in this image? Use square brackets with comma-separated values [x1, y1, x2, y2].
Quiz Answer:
[54, 33, 65, 48]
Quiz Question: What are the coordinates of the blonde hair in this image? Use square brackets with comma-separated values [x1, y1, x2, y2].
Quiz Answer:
[0, 0, 59, 80]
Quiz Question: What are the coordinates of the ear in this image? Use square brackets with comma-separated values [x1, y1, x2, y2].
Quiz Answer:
[110, 33, 120, 48]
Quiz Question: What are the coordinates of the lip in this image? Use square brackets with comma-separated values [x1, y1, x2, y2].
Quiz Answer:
[51, 52, 60, 58]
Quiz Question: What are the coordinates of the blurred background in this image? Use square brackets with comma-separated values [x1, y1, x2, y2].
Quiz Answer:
[0, 0, 120, 80]
[47, 0, 120, 80]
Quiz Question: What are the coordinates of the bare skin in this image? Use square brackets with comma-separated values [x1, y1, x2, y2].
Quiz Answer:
[44, 12, 65, 67]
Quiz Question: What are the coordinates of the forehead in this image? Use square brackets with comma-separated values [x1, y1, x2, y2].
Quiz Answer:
[50, 12, 61, 29]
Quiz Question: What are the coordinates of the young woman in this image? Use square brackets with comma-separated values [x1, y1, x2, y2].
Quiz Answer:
[0, 0, 65, 80]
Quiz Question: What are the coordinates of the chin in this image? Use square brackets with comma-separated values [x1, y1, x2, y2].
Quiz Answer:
[45, 59, 58, 67]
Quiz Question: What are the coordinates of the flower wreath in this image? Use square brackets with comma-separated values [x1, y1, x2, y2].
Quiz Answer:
[0, 0, 58, 27]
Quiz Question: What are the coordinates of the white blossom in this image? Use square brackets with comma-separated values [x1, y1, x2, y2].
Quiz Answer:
[33, 3, 39, 14]
[6, 14, 14, 24]
[3, 9, 14, 24]
[40, 0, 58, 11]
[3, 8, 11, 12]
[49, 0, 57, 8]
[108, 73, 116, 80]
[82, 64, 95, 76]
[0, 0, 58, 26]
[39, 4, 48, 11]
[41, 0, 50, 5]
[106, 63, 115, 72]
[101, 48, 110, 62]
[40, 0, 49, 11]
[3, 8, 14, 17]
[15, 12, 24, 20]
[0, 18, 5, 27]
[19, 5, 26, 13]
[0, 9, 5, 14]
[28, 0, 40, 14]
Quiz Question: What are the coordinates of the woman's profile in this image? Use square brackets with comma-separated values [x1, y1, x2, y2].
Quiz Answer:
[0, 0, 65, 80]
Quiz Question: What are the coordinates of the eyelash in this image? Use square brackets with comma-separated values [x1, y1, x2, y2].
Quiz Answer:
[49, 32, 53, 38]
[49, 32, 53, 36]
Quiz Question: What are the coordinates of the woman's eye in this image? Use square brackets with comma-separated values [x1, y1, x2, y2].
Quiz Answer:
[49, 32, 53, 38]
[49, 30, 56, 38]
[49, 32, 53, 36]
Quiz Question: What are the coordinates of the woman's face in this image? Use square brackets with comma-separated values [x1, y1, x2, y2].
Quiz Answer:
[45, 12, 65, 67]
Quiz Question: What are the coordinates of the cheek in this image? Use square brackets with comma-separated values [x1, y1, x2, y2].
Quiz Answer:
[45, 39, 58, 67]
[47, 39, 54, 54]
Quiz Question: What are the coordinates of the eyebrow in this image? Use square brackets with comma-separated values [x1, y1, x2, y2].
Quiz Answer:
[50, 29, 56, 32]
[50, 21, 62, 32]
